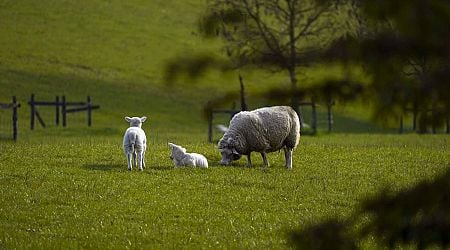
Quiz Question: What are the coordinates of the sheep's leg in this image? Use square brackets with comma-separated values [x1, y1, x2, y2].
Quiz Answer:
[126, 153, 133, 171]
[246, 154, 252, 167]
[284, 147, 293, 170]
[142, 151, 146, 169]
[261, 152, 269, 167]
[137, 151, 144, 171]
[133, 152, 137, 167]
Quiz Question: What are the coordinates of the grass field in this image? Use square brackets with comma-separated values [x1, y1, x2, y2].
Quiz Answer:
[0, 133, 448, 248]
[1, 0, 449, 249]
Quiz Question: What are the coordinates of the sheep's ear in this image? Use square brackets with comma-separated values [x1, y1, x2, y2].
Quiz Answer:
[232, 148, 239, 155]
[141, 116, 147, 122]
[125, 117, 132, 122]
[168, 142, 174, 148]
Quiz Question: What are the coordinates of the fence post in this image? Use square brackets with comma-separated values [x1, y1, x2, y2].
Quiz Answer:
[431, 107, 436, 134]
[87, 96, 92, 127]
[327, 101, 333, 132]
[12, 96, 18, 141]
[311, 101, 317, 135]
[208, 111, 213, 143]
[30, 94, 35, 130]
[297, 106, 304, 131]
[56, 96, 60, 126]
[446, 118, 449, 134]
[399, 115, 404, 134]
[62, 95, 67, 127]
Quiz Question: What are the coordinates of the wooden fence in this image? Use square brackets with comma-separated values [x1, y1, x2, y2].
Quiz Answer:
[0, 96, 20, 141]
[28, 94, 100, 129]
[297, 101, 334, 135]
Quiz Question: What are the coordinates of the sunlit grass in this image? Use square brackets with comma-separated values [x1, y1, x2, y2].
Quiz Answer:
[0, 134, 448, 248]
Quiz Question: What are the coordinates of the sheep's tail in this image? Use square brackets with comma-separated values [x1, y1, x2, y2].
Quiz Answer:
[128, 132, 138, 152]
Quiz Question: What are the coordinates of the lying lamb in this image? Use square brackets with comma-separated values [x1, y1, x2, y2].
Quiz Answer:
[218, 106, 300, 170]
[168, 142, 208, 168]
[123, 116, 147, 171]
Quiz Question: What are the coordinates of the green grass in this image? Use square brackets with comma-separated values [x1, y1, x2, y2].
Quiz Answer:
[1, 0, 449, 248]
[0, 134, 448, 248]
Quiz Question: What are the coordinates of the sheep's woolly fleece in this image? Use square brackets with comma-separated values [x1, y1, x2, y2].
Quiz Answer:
[123, 116, 147, 171]
[218, 106, 300, 154]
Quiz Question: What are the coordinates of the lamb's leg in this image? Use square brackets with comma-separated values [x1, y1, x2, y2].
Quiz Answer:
[133, 152, 137, 167]
[126, 153, 133, 171]
[246, 154, 252, 167]
[261, 152, 269, 167]
[137, 151, 144, 171]
[283, 147, 293, 170]
[142, 151, 146, 169]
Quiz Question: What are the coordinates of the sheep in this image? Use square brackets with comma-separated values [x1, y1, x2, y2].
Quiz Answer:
[168, 142, 208, 168]
[217, 106, 300, 170]
[123, 116, 147, 171]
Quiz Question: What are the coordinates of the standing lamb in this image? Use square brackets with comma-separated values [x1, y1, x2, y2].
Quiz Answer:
[123, 116, 147, 171]
[218, 106, 300, 170]
[168, 143, 208, 168]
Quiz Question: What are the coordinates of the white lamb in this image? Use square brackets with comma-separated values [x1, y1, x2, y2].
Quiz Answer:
[168, 143, 208, 168]
[123, 116, 147, 171]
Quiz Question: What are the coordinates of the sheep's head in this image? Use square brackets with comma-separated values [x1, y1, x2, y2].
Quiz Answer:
[168, 142, 186, 161]
[125, 116, 147, 128]
[218, 137, 241, 165]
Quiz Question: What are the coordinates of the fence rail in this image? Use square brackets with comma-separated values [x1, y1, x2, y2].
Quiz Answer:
[28, 94, 99, 129]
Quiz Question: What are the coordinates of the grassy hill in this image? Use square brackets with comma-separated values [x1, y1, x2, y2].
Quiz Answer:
[0, 0, 403, 138]
[0, 0, 225, 139]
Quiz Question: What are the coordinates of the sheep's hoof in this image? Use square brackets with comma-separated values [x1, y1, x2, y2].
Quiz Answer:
[128, 168, 132, 171]
[138, 168, 143, 171]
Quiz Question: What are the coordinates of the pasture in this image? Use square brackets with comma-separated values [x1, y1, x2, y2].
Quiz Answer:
[0, 133, 448, 248]
[0, 0, 449, 248]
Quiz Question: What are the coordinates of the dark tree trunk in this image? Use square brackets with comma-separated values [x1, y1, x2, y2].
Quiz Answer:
[288, 1, 299, 114]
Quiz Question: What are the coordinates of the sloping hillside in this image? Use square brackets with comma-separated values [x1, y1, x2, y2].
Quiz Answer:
[0, 0, 399, 139]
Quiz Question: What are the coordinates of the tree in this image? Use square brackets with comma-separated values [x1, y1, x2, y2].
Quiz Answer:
[197, 0, 351, 112]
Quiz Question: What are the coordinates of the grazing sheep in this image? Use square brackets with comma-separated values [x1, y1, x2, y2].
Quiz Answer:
[168, 143, 208, 168]
[218, 106, 300, 169]
[123, 116, 147, 171]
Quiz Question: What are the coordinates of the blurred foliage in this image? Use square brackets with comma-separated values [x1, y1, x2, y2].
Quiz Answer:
[290, 219, 357, 250]
[164, 0, 352, 86]
[317, 0, 450, 130]
[290, 168, 450, 249]
[165, 0, 450, 131]
[164, 54, 231, 85]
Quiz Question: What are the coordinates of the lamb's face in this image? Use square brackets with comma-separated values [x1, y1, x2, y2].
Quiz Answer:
[125, 116, 147, 128]
[219, 147, 242, 165]
[168, 143, 186, 161]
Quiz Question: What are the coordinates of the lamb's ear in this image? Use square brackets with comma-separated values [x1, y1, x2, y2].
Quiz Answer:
[168, 142, 174, 148]
[125, 117, 132, 122]
[232, 148, 239, 155]
[141, 116, 147, 122]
